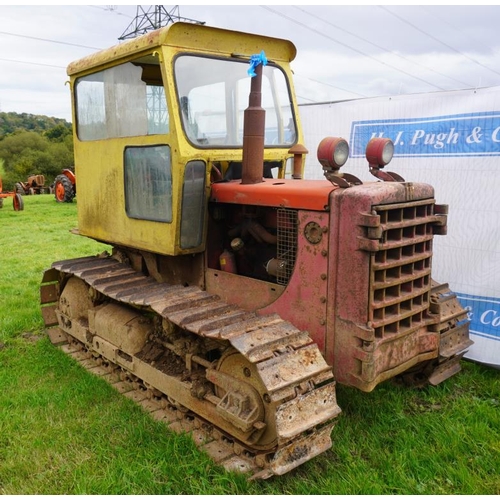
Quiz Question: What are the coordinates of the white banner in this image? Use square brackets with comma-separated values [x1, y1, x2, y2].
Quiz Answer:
[300, 86, 500, 369]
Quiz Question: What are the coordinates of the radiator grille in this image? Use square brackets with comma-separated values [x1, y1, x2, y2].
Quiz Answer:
[370, 200, 435, 338]
[276, 208, 298, 285]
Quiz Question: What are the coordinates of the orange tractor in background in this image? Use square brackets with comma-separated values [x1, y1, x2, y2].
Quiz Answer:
[12, 171, 76, 203]
[15, 174, 50, 196]
[53, 168, 76, 203]
[0, 176, 24, 211]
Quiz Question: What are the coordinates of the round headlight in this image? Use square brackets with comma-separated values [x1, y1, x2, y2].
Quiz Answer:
[365, 138, 394, 166]
[317, 137, 349, 170]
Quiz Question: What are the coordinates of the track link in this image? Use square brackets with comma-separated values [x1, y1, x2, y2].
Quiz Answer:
[41, 254, 341, 479]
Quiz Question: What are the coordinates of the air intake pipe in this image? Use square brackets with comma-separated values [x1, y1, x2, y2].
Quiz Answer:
[241, 54, 266, 185]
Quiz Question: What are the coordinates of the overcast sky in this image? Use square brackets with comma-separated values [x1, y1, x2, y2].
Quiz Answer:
[1, 3, 500, 121]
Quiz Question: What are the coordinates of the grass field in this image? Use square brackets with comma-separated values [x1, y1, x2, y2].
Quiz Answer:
[0, 194, 498, 494]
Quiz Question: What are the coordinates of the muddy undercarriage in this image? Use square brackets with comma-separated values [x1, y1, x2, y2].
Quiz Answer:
[40, 253, 341, 479]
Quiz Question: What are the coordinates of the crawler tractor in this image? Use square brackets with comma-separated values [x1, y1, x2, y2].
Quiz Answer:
[40, 23, 471, 478]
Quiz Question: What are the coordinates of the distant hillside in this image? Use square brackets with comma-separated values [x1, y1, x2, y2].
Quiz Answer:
[0, 112, 74, 190]
[0, 111, 71, 139]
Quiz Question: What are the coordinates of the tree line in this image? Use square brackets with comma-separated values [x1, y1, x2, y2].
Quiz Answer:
[0, 112, 74, 191]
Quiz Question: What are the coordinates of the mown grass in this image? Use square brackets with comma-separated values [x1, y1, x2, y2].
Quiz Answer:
[0, 195, 499, 494]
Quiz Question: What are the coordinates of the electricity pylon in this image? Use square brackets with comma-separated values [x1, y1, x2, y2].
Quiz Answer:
[119, 5, 204, 40]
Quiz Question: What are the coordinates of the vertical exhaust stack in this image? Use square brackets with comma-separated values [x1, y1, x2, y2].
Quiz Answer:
[242, 60, 265, 185]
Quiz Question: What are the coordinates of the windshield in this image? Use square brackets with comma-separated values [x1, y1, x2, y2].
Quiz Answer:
[174, 55, 297, 148]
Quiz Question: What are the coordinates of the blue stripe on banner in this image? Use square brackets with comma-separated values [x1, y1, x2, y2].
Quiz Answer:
[456, 292, 500, 342]
[350, 111, 500, 158]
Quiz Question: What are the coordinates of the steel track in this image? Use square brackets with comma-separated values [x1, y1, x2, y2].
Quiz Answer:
[41, 254, 341, 479]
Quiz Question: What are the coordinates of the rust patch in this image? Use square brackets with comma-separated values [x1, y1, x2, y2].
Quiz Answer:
[301, 346, 319, 366]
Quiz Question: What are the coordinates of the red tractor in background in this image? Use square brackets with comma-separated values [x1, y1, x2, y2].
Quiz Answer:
[0, 176, 24, 210]
[53, 168, 76, 203]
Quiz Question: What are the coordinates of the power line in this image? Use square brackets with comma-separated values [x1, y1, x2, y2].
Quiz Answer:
[380, 6, 500, 79]
[0, 30, 101, 50]
[294, 74, 367, 99]
[295, 93, 318, 103]
[0, 57, 65, 69]
[89, 5, 134, 19]
[261, 6, 447, 92]
[421, 6, 487, 51]
[293, 6, 473, 89]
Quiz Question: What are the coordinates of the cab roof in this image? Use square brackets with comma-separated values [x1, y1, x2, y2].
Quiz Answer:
[67, 22, 297, 76]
